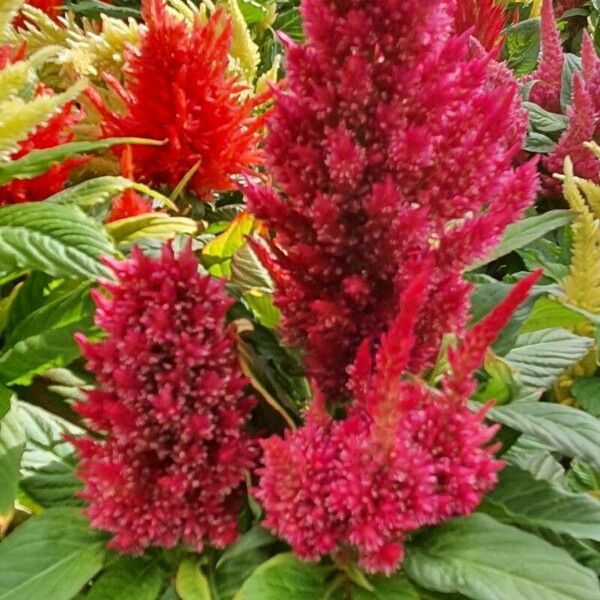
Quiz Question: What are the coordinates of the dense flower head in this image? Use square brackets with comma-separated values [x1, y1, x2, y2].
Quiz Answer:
[257, 271, 541, 574]
[0, 47, 85, 206]
[454, 0, 513, 55]
[88, 0, 269, 198]
[528, 2, 600, 195]
[74, 243, 256, 554]
[245, 0, 537, 398]
[525, 0, 565, 113]
[13, 0, 62, 29]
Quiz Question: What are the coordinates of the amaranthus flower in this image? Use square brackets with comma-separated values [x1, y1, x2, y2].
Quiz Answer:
[245, 0, 538, 398]
[0, 47, 85, 206]
[73, 243, 256, 553]
[88, 0, 268, 198]
[257, 271, 540, 574]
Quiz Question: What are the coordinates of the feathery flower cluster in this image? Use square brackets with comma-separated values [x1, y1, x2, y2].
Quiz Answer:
[257, 271, 540, 574]
[0, 45, 85, 206]
[74, 244, 256, 553]
[527, 1, 600, 196]
[245, 0, 538, 398]
[88, 0, 268, 198]
[454, 0, 513, 55]
[13, 0, 61, 29]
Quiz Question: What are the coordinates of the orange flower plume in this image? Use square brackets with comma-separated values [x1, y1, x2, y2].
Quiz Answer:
[88, 0, 269, 199]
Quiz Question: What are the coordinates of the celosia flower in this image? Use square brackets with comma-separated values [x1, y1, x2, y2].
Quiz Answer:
[257, 271, 541, 574]
[13, 0, 61, 29]
[525, 0, 565, 113]
[0, 47, 85, 206]
[106, 146, 152, 222]
[454, 0, 513, 55]
[245, 0, 537, 398]
[88, 0, 268, 198]
[73, 243, 256, 554]
[540, 32, 600, 196]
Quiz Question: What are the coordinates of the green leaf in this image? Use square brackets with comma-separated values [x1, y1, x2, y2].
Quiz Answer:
[567, 459, 600, 494]
[64, 0, 140, 19]
[217, 525, 276, 569]
[175, 559, 212, 600]
[520, 296, 588, 333]
[237, 0, 269, 24]
[234, 553, 332, 600]
[0, 507, 107, 600]
[0, 283, 95, 385]
[0, 203, 116, 280]
[106, 213, 197, 243]
[504, 328, 593, 389]
[273, 7, 304, 41]
[504, 18, 541, 76]
[484, 401, 600, 471]
[484, 465, 600, 540]
[524, 130, 557, 153]
[0, 384, 10, 420]
[46, 176, 176, 211]
[231, 243, 273, 293]
[18, 402, 83, 508]
[87, 557, 162, 600]
[469, 210, 573, 270]
[561, 53, 582, 111]
[0, 400, 25, 518]
[523, 102, 569, 133]
[405, 514, 600, 600]
[202, 213, 258, 277]
[352, 573, 420, 599]
[572, 377, 600, 417]
[0, 138, 162, 185]
[216, 549, 269, 600]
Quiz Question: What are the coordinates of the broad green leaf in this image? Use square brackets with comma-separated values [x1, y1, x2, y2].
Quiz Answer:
[216, 548, 269, 600]
[505, 437, 565, 484]
[234, 553, 332, 600]
[0, 137, 163, 185]
[540, 531, 600, 575]
[561, 53, 582, 111]
[0, 283, 95, 385]
[485, 465, 600, 540]
[106, 213, 197, 243]
[0, 385, 10, 420]
[0, 203, 115, 279]
[504, 18, 540, 76]
[525, 130, 557, 153]
[87, 557, 162, 600]
[202, 213, 259, 277]
[405, 514, 600, 600]
[46, 176, 176, 211]
[237, 0, 269, 24]
[353, 574, 420, 599]
[523, 102, 569, 133]
[468, 210, 573, 270]
[504, 328, 593, 389]
[572, 377, 600, 417]
[217, 525, 276, 569]
[484, 401, 600, 471]
[0, 507, 107, 600]
[231, 243, 273, 293]
[243, 291, 280, 328]
[18, 402, 83, 509]
[0, 400, 25, 520]
[567, 460, 600, 495]
[175, 559, 212, 600]
[520, 296, 588, 333]
[63, 0, 140, 18]
[273, 6, 303, 41]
